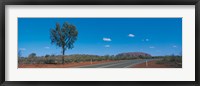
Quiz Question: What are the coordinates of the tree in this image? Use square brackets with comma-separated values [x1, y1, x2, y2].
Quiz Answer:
[27, 53, 37, 64]
[51, 54, 55, 57]
[50, 22, 78, 64]
[45, 54, 50, 58]
[28, 53, 37, 58]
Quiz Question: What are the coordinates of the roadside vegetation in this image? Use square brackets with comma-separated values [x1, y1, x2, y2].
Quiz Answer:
[18, 52, 182, 68]
[18, 53, 155, 64]
[155, 55, 182, 68]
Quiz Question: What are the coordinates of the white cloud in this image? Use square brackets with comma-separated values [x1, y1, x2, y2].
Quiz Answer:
[128, 34, 135, 37]
[149, 46, 155, 48]
[173, 45, 177, 48]
[19, 48, 26, 51]
[103, 38, 111, 42]
[104, 45, 110, 48]
[44, 47, 50, 49]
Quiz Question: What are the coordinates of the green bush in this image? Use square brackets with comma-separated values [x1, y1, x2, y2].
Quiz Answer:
[156, 56, 182, 68]
[18, 54, 156, 64]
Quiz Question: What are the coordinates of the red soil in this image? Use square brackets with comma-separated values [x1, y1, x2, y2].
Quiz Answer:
[18, 60, 115, 68]
[132, 60, 173, 68]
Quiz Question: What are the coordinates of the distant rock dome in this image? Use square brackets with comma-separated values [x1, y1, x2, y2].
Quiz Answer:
[116, 52, 151, 57]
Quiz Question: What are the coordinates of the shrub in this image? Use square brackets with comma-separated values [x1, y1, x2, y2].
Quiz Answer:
[156, 56, 182, 68]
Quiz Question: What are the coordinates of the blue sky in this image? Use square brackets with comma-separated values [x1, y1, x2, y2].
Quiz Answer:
[18, 18, 182, 57]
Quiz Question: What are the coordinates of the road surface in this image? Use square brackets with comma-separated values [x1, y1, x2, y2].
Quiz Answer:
[78, 59, 157, 68]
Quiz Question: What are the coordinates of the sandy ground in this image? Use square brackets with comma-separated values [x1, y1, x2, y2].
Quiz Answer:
[132, 60, 174, 68]
[18, 60, 177, 68]
[18, 60, 116, 68]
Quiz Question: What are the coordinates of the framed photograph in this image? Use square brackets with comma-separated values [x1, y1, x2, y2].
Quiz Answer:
[0, 0, 199, 86]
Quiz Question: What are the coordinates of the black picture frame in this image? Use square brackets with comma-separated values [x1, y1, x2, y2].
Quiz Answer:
[0, 0, 199, 86]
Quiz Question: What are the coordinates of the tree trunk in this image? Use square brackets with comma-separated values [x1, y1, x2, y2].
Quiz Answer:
[62, 49, 65, 64]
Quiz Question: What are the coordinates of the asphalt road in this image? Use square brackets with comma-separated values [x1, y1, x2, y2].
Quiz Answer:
[78, 59, 157, 68]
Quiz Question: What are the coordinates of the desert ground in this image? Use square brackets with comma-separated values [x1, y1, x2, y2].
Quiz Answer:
[18, 59, 177, 68]
[132, 60, 174, 68]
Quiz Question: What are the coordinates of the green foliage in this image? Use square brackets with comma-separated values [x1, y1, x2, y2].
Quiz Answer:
[45, 54, 50, 58]
[18, 53, 157, 64]
[50, 22, 78, 52]
[18, 50, 23, 64]
[50, 22, 78, 64]
[44, 56, 61, 64]
[156, 56, 182, 68]
[51, 54, 55, 57]
[28, 53, 37, 59]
